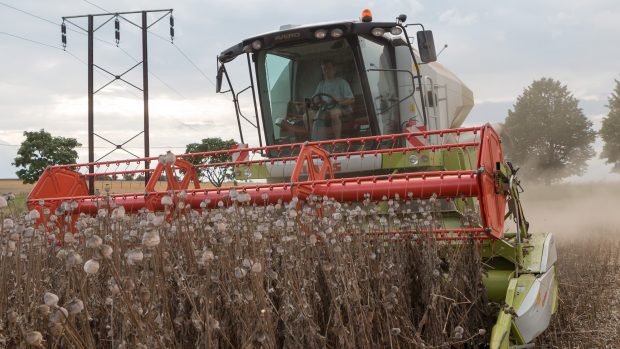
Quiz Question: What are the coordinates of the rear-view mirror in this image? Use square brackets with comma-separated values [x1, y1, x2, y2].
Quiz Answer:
[417, 30, 437, 63]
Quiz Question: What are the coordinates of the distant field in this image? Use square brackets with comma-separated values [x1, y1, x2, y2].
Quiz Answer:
[0, 179, 34, 194]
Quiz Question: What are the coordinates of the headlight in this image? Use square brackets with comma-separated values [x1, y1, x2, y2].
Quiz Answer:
[314, 29, 327, 39]
[330, 28, 343, 38]
[409, 154, 419, 165]
[390, 26, 403, 35]
[251, 40, 262, 50]
[371, 27, 385, 37]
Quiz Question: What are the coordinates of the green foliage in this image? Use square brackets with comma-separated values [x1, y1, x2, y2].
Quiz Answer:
[504, 78, 596, 184]
[95, 175, 113, 181]
[12, 129, 81, 184]
[185, 138, 237, 187]
[600, 79, 620, 173]
[0, 193, 27, 215]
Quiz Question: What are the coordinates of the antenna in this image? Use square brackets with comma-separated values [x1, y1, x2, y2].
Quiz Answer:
[437, 44, 448, 58]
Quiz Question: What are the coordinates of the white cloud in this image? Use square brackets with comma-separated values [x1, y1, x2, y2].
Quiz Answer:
[493, 31, 506, 43]
[439, 8, 478, 25]
[550, 29, 563, 39]
[548, 12, 578, 25]
[475, 97, 515, 104]
[589, 10, 620, 31]
[490, 7, 513, 17]
[0, 90, 240, 177]
[588, 113, 606, 130]
[577, 94, 605, 102]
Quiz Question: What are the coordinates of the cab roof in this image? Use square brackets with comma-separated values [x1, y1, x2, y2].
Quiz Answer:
[218, 19, 403, 63]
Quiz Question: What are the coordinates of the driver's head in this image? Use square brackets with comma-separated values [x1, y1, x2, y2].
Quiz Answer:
[320, 60, 337, 79]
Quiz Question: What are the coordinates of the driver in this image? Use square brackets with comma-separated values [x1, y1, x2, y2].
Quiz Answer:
[310, 60, 354, 140]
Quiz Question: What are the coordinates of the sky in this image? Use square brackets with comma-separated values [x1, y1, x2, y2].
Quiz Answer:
[1, 0, 619, 182]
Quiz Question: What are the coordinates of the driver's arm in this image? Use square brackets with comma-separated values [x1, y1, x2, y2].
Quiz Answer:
[337, 97, 354, 106]
[336, 79, 354, 106]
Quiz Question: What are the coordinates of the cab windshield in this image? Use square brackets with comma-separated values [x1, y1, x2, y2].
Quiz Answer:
[358, 36, 402, 135]
[257, 39, 371, 145]
[256, 36, 407, 146]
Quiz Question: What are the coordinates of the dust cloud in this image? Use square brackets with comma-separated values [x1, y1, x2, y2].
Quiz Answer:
[518, 181, 620, 238]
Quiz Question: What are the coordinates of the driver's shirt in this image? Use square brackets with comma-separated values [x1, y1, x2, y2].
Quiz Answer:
[311, 78, 354, 141]
[314, 78, 354, 101]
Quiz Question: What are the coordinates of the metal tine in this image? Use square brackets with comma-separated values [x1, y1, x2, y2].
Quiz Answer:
[469, 128, 479, 171]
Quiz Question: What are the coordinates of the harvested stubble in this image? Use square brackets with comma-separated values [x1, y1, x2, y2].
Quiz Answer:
[536, 233, 620, 348]
[0, 193, 491, 348]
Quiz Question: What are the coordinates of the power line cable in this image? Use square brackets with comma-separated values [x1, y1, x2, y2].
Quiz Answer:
[0, 2, 120, 53]
[76, 0, 211, 136]
[171, 43, 215, 87]
[80, 0, 108, 13]
[148, 30, 215, 87]
[0, 29, 203, 127]
[2, 1, 211, 96]
[75, 0, 191, 98]
[0, 1, 102, 42]
[0, 31, 61, 50]
[114, 45, 187, 99]
[63, 49, 88, 65]
[0, 31, 89, 65]
[0, 31, 140, 100]
[0, 2, 57, 25]
[1, 1, 186, 98]
[2, 2, 212, 146]
[1, 32, 198, 136]
[78, 0, 215, 88]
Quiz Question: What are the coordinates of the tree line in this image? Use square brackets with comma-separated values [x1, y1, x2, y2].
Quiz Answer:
[12, 133, 237, 188]
[12, 78, 620, 185]
[504, 77, 619, 184]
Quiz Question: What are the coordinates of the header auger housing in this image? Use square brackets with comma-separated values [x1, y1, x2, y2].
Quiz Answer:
[29, 125, 504, 239]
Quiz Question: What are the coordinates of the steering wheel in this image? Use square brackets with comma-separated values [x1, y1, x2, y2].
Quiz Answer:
[309, 93, 338, 111]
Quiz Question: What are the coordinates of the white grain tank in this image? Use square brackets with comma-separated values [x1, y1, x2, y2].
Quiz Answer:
[395, 45, 474, 136]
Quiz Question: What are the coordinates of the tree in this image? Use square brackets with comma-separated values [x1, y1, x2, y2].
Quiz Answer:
[600, 79, 620, 173]
[12, 129, 81, 184]
[504, 78, 596, 184]
[185, 138, 237, 187]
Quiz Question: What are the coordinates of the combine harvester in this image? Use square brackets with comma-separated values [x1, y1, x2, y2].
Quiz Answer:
[28, 9, 557, 348]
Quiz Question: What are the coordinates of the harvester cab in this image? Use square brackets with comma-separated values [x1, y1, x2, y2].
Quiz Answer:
[216, 11, 472, 150]
[27, 9, 557, 349]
